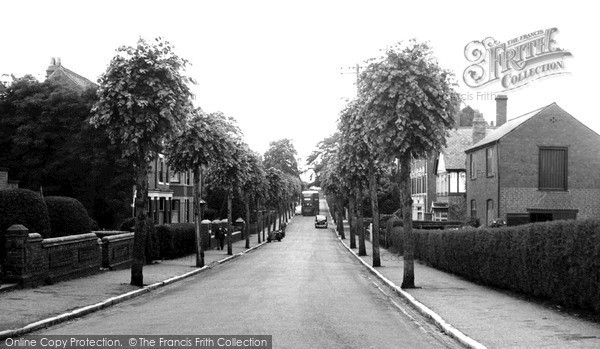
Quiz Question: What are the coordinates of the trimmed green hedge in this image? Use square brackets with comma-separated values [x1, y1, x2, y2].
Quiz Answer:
[0, 188, 51, 237]
[118, 217, 160, 263]
[156, 223, 195, 259]
[389, 219, 600, 313]
[44, 196, 92, 237]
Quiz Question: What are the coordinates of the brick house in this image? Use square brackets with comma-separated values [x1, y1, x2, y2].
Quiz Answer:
[411, 105, 496, 221]
[465, 100, 600, 226]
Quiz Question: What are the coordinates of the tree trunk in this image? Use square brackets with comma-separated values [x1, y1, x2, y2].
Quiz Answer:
[348, 194, 356, 249]
[369, 164, 381, 267]
[227, 192, 233, 255]
[193, 167, 204, 267]
[131, 163, 149, 287]
[336, 196, 345, 239]
[256, 199, 261, 244]
[245, 194, 251, 249]
[356, 188, 366, 256]
[399, 155, 415, 288]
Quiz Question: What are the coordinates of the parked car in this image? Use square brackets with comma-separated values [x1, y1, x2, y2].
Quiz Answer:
[315, 215, 328, 229]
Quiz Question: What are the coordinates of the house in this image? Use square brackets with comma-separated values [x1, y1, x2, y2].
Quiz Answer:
[0, 168, 19, 189]
[45, 57, 96, 93]
[411, 103, 497, 221]
[465, 99, 600, 226]
[141, 154, 197, 224]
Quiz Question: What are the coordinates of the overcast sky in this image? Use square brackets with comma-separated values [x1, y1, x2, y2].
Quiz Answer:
[2, 0, 597, 169]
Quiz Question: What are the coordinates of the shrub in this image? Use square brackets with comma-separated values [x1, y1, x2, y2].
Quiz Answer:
[44, 196, 92, 237]
[156, 223, 196, 259]
[119, 217, 136, 232]
[400, 219, 600, 314]
[0, 188, 51, 237]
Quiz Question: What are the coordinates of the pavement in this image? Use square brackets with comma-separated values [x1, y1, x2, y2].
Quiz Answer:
[0, 231, 271, 339]
[336, 221, 600, 349]
[2, 213, 600, 348]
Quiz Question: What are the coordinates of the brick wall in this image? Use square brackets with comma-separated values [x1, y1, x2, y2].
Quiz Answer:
[466, 143, 499, 225]
[42, 233, 101, 284]
[500, 188, 600, 220]
[3, 226, 101, 287]
[101, 232, 134, 269]
[468, 104, 600, 223]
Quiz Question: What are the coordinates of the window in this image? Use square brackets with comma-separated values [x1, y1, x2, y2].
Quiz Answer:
[469, 153, 476, 179]
[159, 198, 165, 211]
[185, 171, 191, 185]
[172, 199, 180, 211]
[486, 199, 494, 226]
[459, 172, 466, 192]
[158, 158, 165, 184]
[170, 170, 180, 183]
[486, 147, 494, 177]
[449, 172, 458, 193]
[470, 199, 477, 218]
[539, 147, 567, 190]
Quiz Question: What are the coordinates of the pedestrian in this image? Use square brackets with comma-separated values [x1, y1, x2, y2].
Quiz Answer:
[217, 227, 225, 250]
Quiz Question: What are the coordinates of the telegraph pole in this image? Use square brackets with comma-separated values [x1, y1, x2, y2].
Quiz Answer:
[340, 63, 361, 96]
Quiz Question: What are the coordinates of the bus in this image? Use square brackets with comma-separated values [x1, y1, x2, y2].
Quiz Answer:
[301, 190, 319, 216]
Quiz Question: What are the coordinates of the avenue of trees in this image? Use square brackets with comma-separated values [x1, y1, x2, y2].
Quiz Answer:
[1, 38, 301, 286]
[312, 41, 459, 288]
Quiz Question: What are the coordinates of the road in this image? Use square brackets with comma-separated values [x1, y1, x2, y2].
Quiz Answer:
[33, 200, 461, 348]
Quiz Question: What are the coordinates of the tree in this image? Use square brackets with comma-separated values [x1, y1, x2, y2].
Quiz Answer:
[0, 76, 132, 229]
[165, 109, 234, 267]
[263, 139, 300, 176]
[90, 37, 195, 286]
[205, 132, 251, 255]
[359, 41, 459, 288]
[337, 100, 369, 257]
[240, 150, 268, 247]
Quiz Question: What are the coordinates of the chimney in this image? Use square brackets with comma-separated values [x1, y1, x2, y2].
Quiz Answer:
[472, 112, 487, 144]
[495, 94, 508, 127]
[46, 57, 60, 78]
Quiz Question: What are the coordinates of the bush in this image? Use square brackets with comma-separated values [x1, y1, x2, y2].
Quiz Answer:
[44, 196, 92, 237]
[156, 223, 196, 259]
[0, 188, 51, 237]
[401, 219, 600, 314]
[119, 217, 136, 232]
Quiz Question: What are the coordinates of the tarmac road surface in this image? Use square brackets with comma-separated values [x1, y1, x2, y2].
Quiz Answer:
[31, 204, 461, 348]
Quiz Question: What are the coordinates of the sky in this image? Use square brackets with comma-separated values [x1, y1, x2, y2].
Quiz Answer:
[2, 0, 598, 171]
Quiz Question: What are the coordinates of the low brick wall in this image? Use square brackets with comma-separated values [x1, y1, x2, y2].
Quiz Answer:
[3, 225, 101, 287]
[101, 232, 134, 269]
[43, 233, 101, 284]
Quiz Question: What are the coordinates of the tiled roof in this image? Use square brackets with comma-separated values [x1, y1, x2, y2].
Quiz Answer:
[47, 65, 96, 92]
[439, 126, 494, 170]
[465, 103, 556, 152]
[441, 128, 473, 169]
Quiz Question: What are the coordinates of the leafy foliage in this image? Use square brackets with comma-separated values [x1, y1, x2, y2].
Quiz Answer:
[359, 41, 460, 160]
[90, 37, 195, 164]
[263, 139, 300, 176]
[44, 196, 92, 237]
[0, 188, 51, 238]
[0, 75, 133, 229]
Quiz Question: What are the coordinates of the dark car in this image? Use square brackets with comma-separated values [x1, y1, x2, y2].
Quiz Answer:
[315, 215, 327, 229]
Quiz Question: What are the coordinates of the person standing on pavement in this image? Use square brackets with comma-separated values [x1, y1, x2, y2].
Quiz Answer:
[217, 227, 225, 250]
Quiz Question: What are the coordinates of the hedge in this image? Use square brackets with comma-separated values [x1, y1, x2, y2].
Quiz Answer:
[389, 219, 600, 313]
[0, 188, 51, 237]
[44, 196, 92, 238]
[156, 223, 196, 259]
